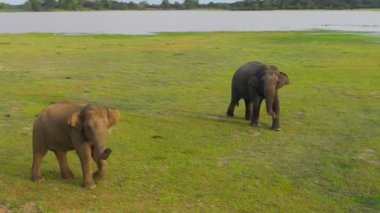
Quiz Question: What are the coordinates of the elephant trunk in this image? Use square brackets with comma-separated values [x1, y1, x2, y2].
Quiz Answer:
[93, 134, 112, 160]
[95, 146, 112, 160]
[264, 86, 277, 119]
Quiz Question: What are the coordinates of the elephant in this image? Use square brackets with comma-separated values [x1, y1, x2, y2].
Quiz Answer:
[31, 101, 121, 189]
[226, 61, 289, 130]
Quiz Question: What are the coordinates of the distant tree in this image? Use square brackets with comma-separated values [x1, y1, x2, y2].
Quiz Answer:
[95, 0, 102, 9]
[213, 2, 229, 9]
[58, 0, 63, 8]
[277, 0, 292, 9]
[314, 0, 337, 9]
[58, 0, 80, 10]
[229, 0, 261, 10]
[370, 0, 380, 7]
[207, 1, 215, 7]
[20, 0, 380, 11]
[137, 1, 148, 9]
[345, 0, 362, 8]
[172, 1, 182, 9]
[261, 0, 274, 9]
[0, 3, 7, 9]
[42, 0, 58, 9]
[297, 0, 315, 9]
[108, 0, 123, 9]
[183, 0, 198, 9]
[27, 0, 43, 11]
[0, 3, 6, 9]
[160, 0, 170, 9]
[100, 0, 109, 9]
[125, 1, 138, 9]
[82, 0, 95, 9]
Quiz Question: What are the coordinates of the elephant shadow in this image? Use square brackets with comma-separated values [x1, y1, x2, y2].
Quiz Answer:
[168, 109, 275, 130]
[0, 150, 80, 187]
[168, 109, 253, 126]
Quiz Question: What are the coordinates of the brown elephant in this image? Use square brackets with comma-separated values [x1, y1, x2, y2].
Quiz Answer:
[227, 61, 289, 130]
[31, 101, 121, 189]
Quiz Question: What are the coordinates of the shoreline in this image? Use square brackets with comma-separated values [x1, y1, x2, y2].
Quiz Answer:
[1, 30, 380, 36]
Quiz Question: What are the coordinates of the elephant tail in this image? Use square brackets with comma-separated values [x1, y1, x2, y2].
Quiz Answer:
[227, 88, 240, 117]
[231, 87, 240, 107]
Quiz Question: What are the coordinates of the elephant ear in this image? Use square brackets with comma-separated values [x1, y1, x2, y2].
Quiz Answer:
[107, 108, 121, 128]
[68, 111, 83, 130]
[277, 72, 289, 88]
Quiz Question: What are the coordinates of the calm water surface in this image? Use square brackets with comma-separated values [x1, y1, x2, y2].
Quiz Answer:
[0, 11, 379, 34]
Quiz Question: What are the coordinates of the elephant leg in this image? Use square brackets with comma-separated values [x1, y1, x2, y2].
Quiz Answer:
[227, 100, 238, 117]
[31, 150, 47, 182]
[31, 123, 47, 182]
[54, 151, 74, 179]
[74, 141, 96, 189]
[244, 99, 252, 120]
[271, 94, 281, 131]
[79, 145, 95, 189]
[91, 146, 106, 182]
[250, 97, 262, 127]
[71, 130, 95, 189]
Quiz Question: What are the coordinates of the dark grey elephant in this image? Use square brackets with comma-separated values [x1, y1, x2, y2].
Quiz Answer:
[226, 61, 289, 130]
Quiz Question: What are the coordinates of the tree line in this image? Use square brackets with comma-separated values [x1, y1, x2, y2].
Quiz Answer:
[1, 0, 379, 11]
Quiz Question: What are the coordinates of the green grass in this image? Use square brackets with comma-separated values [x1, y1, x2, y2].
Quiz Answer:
[0, 31, 379, 212]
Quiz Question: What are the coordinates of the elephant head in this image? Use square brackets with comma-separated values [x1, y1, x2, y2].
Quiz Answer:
[248, 65, 289, 119]
[262, 65, 289, 119]
[68, 105, 121, 160]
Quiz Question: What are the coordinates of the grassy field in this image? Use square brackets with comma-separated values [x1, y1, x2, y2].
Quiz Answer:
[0, 31, 379, 212]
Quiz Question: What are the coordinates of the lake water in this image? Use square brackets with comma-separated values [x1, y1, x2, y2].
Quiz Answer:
[0, 11, 379, 34]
